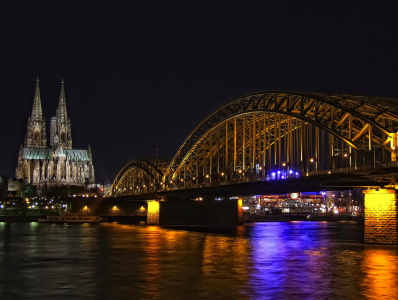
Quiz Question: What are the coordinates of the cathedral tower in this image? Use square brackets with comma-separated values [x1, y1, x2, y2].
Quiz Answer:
[24, 78, 47, 148]
[50, 79, 72, 149]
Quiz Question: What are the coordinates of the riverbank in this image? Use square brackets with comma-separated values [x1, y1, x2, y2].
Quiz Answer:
[0, 215, 47, 222]
[0, 214, 362, 223]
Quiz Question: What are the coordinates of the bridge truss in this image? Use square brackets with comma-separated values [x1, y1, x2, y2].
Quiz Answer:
[112, 91, 398, 194]
[111, 159, 169, 194]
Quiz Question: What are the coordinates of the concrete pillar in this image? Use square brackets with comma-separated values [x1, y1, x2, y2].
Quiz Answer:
[147, 200, 159, 225]
[238, 198, 243, 225]
[364, 189, 398, 245]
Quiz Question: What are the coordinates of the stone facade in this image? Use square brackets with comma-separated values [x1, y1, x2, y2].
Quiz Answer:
[364, 189, 398, 245]
[15, 78, 95, 188]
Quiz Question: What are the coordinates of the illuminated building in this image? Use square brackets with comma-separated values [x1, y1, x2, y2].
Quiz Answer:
[15, 78, 95, 188]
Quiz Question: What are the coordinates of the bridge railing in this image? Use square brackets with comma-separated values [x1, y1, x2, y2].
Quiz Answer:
[111, 161, 398, 196]
[302, 161, 398, 177]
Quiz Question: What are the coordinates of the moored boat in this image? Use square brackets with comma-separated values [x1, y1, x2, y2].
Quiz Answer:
[38, 213, 105, 223]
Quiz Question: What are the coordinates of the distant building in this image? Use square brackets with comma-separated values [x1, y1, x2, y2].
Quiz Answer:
[7, 178, 24, 197]
[15, 78, 95, 188]
[0, 175, 7, 197]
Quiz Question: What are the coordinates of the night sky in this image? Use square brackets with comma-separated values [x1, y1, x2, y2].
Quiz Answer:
[1, 1, 397, 183]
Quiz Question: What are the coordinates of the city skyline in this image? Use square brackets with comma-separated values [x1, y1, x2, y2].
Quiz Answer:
[1, 1, 397, 183]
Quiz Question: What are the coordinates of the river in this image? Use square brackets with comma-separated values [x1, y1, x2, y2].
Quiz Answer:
[0, 221, 397, 299]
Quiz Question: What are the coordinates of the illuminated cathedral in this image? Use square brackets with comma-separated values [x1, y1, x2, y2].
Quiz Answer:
[15, 78, 95, 187]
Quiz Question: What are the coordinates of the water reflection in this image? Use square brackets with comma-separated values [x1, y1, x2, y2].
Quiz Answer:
[0, 222, 397, 299]
[362, 249, 398, 299]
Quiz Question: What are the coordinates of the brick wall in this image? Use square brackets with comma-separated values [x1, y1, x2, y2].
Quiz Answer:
[364, 189, 398, 245]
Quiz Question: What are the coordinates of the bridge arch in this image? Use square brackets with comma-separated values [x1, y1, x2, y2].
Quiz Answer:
[111, 159, 169, 195]
[163, 91, 398, 187]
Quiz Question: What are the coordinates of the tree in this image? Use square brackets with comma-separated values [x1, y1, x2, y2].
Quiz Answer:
[23, 184, 37, 198]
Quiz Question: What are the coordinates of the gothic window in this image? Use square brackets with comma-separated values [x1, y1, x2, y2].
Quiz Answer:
[61, 132, 66, 143]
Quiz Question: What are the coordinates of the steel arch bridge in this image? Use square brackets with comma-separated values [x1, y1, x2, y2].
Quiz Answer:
[111, 159, 169, 194]
[112, 91, 398, 195]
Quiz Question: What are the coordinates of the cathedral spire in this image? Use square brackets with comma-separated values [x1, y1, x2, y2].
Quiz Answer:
[52, 79, 72, 148]
[57, 79, 68, 122]
[31, 77, 43, 121]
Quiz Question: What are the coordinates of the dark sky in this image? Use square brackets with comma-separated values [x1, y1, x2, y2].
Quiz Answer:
[1, 1, 397, 183]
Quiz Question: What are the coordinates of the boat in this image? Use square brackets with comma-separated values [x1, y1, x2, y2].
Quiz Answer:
[38, 213, 105, 223]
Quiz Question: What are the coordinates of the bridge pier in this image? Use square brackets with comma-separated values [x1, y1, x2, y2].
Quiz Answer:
[364, 189, 398, 245]
[146, 198, 243, 225]
[147, 200, 160, 225]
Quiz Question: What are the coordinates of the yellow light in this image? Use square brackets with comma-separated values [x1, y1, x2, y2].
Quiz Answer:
[344, 153, 348, 157]
[140, 206, 145, 210]
[328, 171, 331, 174]
[239, 170, 242, 173]
[206, 175, 209, 178]
[282, 163, 286, 167]
[193, 177, 196, 180]
[221, 172, 225, 176]
[112, 206, 119, 211]
[237, 199, 243, 224]
[147, 200, 159, 225]
[181, 179, 184, 182]
[310, 158, 314, 163]
[170, 181, 173, 184]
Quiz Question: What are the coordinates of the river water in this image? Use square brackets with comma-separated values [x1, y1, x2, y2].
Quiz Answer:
[0, 221, 397, 300]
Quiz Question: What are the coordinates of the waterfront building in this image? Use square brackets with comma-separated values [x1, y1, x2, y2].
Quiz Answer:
[15, 78, 95, 188]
